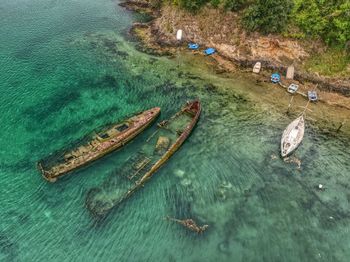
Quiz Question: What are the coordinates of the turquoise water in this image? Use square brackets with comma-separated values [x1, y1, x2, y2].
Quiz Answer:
[1, 0, 350, 261]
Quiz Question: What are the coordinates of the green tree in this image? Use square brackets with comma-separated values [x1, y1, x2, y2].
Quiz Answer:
[293, 0, 327, 36]
[242, 0, 294, 34]
[293, 0, 350, 46]
[223, 0, 247, 11]
[176, 0, 210, 12]
[324, 2, 350, 46]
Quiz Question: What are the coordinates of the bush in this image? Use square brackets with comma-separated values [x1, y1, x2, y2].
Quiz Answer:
[176, 0, 210, 12]
[293, 0, 350, 46]
[242, 0, 294, 34]
[223, 0, 246, 11]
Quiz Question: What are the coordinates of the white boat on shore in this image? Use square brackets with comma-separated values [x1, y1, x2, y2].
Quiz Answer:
[287, 83, 299, 94]
[281, 115, 305, 157]
[253, 62, 261, 73]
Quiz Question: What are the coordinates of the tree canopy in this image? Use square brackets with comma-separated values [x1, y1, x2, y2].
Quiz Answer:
[293, 0, 350, 46]
[242, 0, 294, 34]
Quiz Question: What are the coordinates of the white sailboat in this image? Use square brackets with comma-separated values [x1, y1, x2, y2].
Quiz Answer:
[281, 115, 305, 157]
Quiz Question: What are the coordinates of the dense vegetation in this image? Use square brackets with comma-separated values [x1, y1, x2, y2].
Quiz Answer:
[167, 0, 350, 48]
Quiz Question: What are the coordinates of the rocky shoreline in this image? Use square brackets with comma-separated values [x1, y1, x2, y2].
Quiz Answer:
[119, 0, 350, 103]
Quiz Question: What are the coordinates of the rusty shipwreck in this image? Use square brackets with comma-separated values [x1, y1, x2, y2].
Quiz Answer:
[38, 107, 161, 182]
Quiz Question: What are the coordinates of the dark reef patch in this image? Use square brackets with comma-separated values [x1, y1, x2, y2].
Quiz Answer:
[23, 89, 80, 122]
[165, 187, 195, 221]
[33, 104, 121, 158]
[0, 232, 18, 262]
[0, 159, 33, 174]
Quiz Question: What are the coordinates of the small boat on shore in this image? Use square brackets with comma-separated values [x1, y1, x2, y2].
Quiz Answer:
[286, 65, 295, 80]
[253, 62, 261, 73]
[281, 115, 305, 157]
[188, 43, 199, 50]
[86, 100, 201, 216]
[287, 83, 299, 94]
[271, 73, 281, 83]
[204, 48, 216, 55]
[38, 107, 161, 182]
[308, 91, 318, 102]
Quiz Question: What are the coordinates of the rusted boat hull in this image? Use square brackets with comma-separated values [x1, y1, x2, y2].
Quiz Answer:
[38, 107, 161, 182]
[86, 100, 201, 216]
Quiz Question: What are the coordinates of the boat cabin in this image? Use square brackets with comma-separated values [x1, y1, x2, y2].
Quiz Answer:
[98, 133, 110, 140]
[97, 122, 130, 141]
[116, 123, 129, 132]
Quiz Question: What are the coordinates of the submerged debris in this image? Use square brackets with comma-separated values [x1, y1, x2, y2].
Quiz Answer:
[270, 154, 278, 160]
[215, 181, 234, 201]
[166, 216, 209, 234]
[155, 136, 170, 155]
[316, 184, 326, 191]
[283, 156, 302, 169]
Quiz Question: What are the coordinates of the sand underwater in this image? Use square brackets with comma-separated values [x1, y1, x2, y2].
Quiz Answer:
[0, 0, 350, 261]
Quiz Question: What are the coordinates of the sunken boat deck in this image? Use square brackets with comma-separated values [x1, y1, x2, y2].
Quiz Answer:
[38, 107, 161, 182]
[86, 101, 201, 216]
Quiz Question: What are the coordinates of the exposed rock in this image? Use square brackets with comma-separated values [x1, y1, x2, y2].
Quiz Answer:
[154, 6, 308, 66]
[174, 169, 185, 178]
[119, 0, 156, 17]
[180, 178, 192, 187]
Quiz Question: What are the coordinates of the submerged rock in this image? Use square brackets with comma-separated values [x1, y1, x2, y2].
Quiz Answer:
[215, 181, 235, 201]
[180, 178, 192, 187]
[218, 240, 231, 255]
[220, 181, 233, 189]
[174, 169, 185, 178]
[0, 232, 18, 261]
[85, 188, 111, 217]
[44, 211, 52, 219]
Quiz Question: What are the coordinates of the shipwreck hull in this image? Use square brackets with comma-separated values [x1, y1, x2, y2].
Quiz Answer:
[86, 100, 201, 216]
[38, 107, 160, 182]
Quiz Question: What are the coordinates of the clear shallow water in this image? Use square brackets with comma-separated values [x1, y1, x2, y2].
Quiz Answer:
[1, 0, 350, 261]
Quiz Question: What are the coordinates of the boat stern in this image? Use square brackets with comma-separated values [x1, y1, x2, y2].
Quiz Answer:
[37, 162, 57, 183]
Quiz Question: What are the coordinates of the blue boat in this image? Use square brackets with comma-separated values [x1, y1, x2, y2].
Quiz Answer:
[271, 73, 281, 83]
[188, 43, 199, 50]
[308, 91, 318, 102]
[204, 48, 216, 55]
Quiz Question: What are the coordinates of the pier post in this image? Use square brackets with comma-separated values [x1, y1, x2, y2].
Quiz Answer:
[286, 96, 294, 114]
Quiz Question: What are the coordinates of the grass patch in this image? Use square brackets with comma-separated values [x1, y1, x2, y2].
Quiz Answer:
[303, 47, 350, 77]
